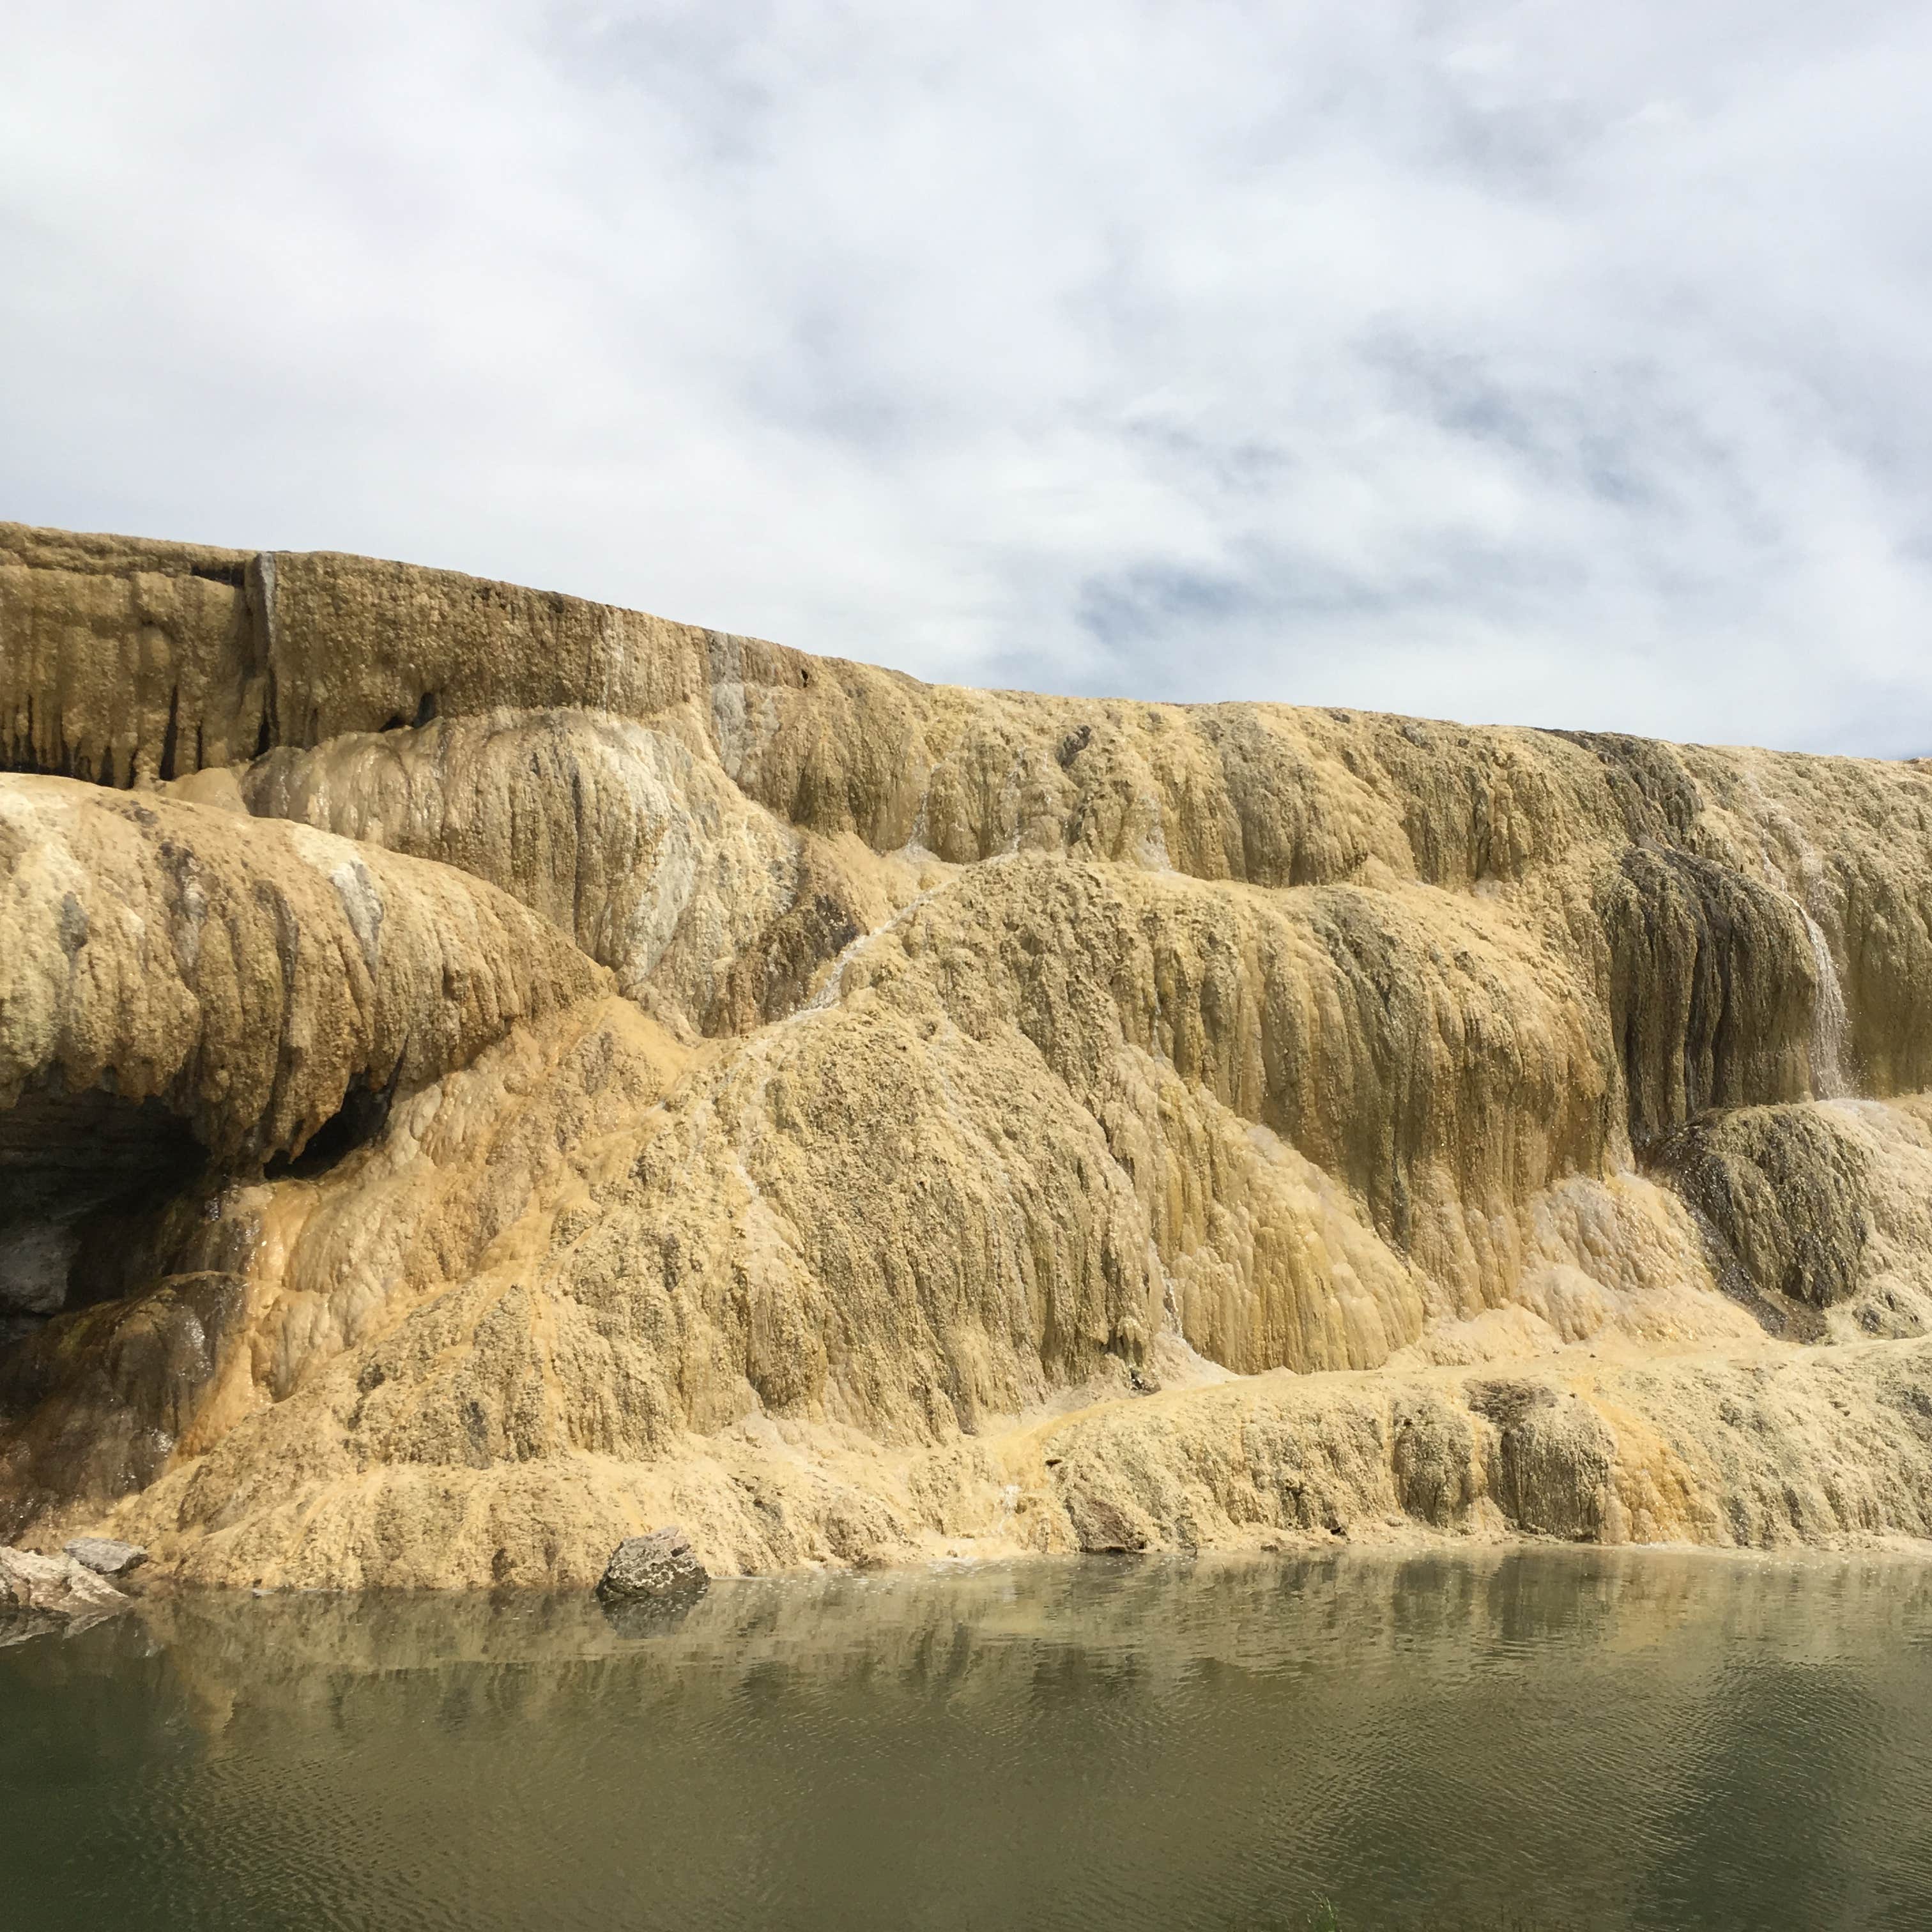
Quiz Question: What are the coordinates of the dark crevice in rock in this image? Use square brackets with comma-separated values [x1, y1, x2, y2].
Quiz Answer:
[158, 683, 181, 783]
[378, 696, 441, 734]
[254, 658, 278, 760]
[264, 1060, 401, 1181]
[0, 1086, 210, 1337]
[0, 1269, 250, 1541]
[0, 1083, 260, 1537]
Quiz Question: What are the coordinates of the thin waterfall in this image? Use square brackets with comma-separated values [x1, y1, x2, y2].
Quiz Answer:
[1802, 909, 1850, 1100]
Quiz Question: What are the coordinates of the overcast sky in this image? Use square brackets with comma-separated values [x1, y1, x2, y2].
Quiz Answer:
[6, 4, 1931, 753]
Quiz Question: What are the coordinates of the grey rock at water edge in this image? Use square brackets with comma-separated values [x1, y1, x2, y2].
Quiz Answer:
[65, 1537, 148, 1578]
[597, 1526, 709, 1602]
[0, 1545, 128, 1645]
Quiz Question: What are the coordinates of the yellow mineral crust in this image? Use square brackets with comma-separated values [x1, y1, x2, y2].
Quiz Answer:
[0, 774, 610, 1158]
[3, 521, 1932, 1584]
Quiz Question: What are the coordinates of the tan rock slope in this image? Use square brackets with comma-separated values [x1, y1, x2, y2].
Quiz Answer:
[4, 519, 1932, 1586]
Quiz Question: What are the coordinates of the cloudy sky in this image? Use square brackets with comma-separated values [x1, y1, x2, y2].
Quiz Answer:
[5, 3, 1931, 752]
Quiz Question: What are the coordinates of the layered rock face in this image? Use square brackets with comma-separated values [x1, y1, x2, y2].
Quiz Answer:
[4, 519, 1932, 1586]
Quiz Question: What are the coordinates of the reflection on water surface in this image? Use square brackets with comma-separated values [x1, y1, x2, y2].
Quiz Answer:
[4, 1549, 1931, 1931]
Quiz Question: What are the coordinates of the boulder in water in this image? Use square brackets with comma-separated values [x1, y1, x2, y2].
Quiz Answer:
[65, 1537, 148, 1578]
[0, 1545, 127, 1643]
[597, 1528, 708, 1602]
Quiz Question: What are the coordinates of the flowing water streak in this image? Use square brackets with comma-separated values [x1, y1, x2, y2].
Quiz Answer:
[1804, 908, 1851, 1100]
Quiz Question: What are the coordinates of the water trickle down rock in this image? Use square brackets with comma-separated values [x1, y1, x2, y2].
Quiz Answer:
[1803, 908, 1852, 1101]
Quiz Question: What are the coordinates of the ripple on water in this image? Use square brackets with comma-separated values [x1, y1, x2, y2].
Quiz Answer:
[4, 1548, 1932, 1932]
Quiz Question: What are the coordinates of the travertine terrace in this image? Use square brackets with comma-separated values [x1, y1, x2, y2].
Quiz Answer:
[4, 519, 1932, 1586]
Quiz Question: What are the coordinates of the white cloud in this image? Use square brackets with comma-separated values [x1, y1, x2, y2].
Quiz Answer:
[4, 1, 1931, 751]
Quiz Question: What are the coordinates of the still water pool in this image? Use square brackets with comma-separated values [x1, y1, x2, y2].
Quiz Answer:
[3, 1549, 1931, 1931]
